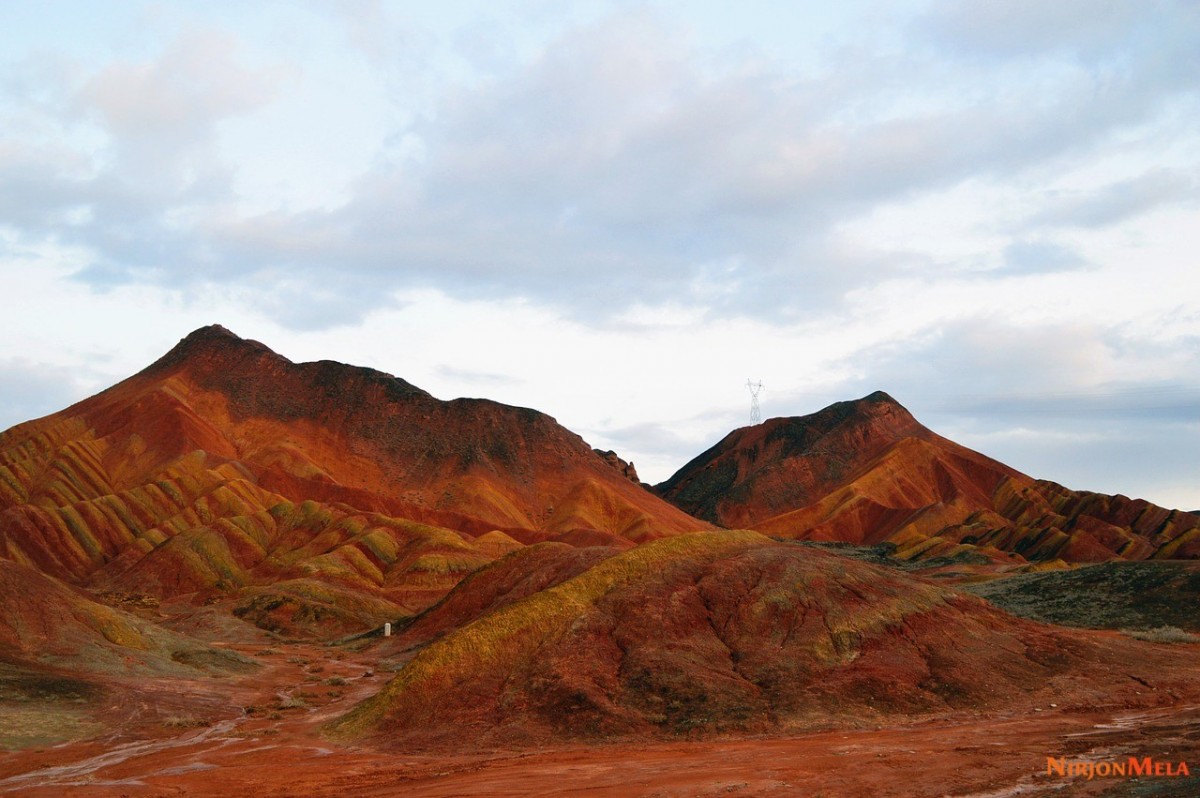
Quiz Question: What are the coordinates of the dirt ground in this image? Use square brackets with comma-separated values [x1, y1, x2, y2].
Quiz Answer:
[2, 638, 1198, 798]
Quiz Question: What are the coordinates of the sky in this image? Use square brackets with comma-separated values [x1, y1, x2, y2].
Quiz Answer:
[2, 1, 1198, 509]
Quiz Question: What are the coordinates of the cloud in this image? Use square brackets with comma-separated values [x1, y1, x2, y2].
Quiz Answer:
[0, 28, 282, 286]
[1000, 240, 1089, 274]
[76, 29, 279, 174]
[952, 383, 1200, 424]
[435, 365, 519, 387]
[1030, 168, 1199, 229]
[920, 0, 1179, 60]
[1, 4, 1198, 334]
[246, 5, 1200, 325]
[953, 417, 1200, 509]
[846, 317, 1200, 416]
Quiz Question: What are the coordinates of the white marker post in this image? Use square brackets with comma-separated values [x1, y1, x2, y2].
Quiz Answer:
[383, 622, 391, 637]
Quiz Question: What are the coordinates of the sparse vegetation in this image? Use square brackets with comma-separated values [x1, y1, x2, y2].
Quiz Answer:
[1124, 626, 1200, 644]
[967, 562, 1200, 631]
[163, 714, 211, 729]
[0, 705, 104, 750]
[276, 695, 307, 710]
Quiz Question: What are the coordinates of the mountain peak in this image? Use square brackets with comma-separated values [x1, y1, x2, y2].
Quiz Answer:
[862, 389, 900, 405]
[840, 389, 909, 416]
[142, 324, 279, 375]
[185, 323, 240, 341]
[655, 390, 929, 527]
[791, 390, 918, 436]
[171, 324, 276, 358]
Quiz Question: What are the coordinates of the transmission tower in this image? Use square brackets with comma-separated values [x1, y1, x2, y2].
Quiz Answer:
[746, 379, 764, 424]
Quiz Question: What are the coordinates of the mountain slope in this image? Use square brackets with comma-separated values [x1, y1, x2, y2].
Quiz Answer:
[656, 392, 1200, 563]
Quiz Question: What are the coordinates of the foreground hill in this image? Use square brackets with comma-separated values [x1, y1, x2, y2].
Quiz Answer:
[0, 326, 704, 637]
[330, 531, 1196, 748]
[656, 392, 1200, 563]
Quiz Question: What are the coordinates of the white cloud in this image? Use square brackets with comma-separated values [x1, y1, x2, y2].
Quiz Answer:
[1030, 168, 1199, 229]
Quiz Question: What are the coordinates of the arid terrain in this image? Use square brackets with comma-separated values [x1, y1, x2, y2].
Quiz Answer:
[2, 326, 1198, 796]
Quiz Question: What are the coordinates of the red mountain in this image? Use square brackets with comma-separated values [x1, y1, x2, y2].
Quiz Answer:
[0, 325, 705, 633]
[655, 391, 1200, 563]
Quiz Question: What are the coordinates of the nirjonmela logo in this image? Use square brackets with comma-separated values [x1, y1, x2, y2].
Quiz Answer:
[1047, 756, 1191, 781]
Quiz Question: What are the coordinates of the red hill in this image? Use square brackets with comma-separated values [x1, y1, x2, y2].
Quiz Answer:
[330, 531, 1196, 748]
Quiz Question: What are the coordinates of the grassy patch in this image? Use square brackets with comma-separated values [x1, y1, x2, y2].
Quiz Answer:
[1124, 626, 1200, 644]
[276, 695, 307, 710]
[967, 562, 1200, 631]
[0, 705, 104, 750]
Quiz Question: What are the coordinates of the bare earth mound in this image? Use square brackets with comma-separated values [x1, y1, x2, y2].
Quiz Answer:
[330, 531, 1195, 749]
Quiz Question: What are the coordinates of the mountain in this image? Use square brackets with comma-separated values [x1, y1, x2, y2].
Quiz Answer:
[656, 391, 1200, 563]
[0, 325, 706, 636]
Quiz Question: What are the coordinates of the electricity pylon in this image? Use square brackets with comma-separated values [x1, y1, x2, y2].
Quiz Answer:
[747, 379, 764, 424]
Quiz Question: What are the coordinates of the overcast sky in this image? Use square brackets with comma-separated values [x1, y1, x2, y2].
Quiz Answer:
[2, 1, 1198, 508]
